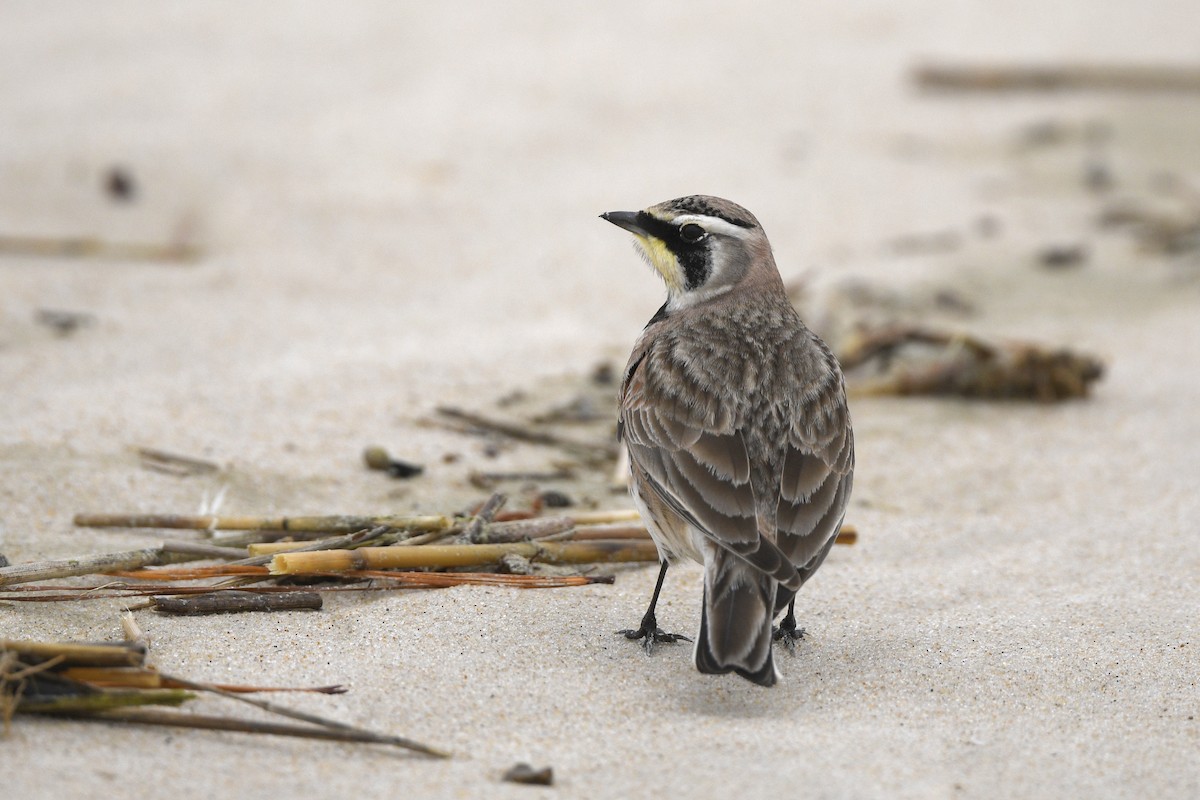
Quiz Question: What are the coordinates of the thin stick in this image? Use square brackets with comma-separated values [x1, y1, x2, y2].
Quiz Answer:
[0, 548, 163, 587]
[58, 667, 345, 695]
[567, 509, 642, 525]
[89, 708, 449, 754]
[151, 591, 322, 615]
[157, 673, 448, 758]
[558, 522, 859, 545]
[161, 541, 249, 560]
[271, 540, 659, 574]
[0, 234, 201, 262]
[544, 524, 651, 542]
[111, 565, 268, 581]
[435, 406, 615, 460]
[913, 62, 1200, 93]
[1, 572, 612, 599]
[74, 513, 451, 534]
[135, 447, 220, 476]
[470, 469, 574, 483]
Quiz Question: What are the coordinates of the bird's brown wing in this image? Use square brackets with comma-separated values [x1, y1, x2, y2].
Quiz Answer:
[620, 352, 802, 591]
[775, 383, 854, 582]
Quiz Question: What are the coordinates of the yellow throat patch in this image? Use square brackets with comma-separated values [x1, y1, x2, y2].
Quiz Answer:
[633, 234, 684, 292]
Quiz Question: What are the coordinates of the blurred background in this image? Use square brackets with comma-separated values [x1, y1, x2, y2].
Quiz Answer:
[2, 0, 1199, 496]
[2, 8, 1197, 344]
[2, 0, 1198, 499]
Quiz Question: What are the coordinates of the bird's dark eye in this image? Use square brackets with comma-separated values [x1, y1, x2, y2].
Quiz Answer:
[679, 223, 706, 243]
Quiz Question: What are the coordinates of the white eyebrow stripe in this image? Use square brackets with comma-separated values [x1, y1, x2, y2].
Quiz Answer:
[671, 214, 752, 239]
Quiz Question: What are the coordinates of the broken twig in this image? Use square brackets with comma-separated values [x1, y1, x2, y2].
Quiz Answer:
[914, 63, 1200, 93]
[435, 406, 615, 461]
[74, 513, 451, 534]
[136, 447, 220, 476]
[151, 591, 322, 615]
[0, 234, 200, 262]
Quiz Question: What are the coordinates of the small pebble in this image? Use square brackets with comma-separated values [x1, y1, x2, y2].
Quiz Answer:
[539, 489, 574, 508]
[105, 166, 137, 202]
[502, 763, 554, 786]
[591, 361, 616, 386]
[362, 445, 424, 478]
[1038, 245, 1088, 270]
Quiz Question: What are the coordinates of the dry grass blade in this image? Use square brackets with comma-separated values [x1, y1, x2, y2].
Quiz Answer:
[158, 673, 448, 758]
[89, 708, 448, 753]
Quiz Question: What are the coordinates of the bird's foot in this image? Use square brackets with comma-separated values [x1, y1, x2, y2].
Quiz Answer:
[617, 611, 690, 655]
[772, 618, 807, 654]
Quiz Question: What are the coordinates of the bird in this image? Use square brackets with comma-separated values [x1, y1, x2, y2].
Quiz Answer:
[601, 195, 854, 687]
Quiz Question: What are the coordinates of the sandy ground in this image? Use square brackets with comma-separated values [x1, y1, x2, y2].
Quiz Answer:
[2, 2, 1199, 797]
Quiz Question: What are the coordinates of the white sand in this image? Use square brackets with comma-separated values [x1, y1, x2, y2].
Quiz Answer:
[2, 3, 1198, 797]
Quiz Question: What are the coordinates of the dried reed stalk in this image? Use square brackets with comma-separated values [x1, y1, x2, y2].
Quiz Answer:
[61, 667, 162, 689]
[0, 548, 163, 587]
[270, 540, 658, 575]
[15, 689, 195, 714]
[474, 516, 575, 543]
[1, 640, 146, 667]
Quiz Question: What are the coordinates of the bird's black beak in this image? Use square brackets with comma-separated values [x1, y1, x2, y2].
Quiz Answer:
[601, 210, 650, 236]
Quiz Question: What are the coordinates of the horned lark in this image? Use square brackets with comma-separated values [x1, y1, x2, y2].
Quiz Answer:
[601, 195, 854, 687]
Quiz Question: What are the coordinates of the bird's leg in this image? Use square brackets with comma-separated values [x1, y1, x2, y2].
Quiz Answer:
[772, 599, 807, 654]
[617, 560, 691, 654]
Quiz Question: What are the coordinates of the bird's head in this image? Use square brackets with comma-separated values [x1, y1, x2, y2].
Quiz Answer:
[601, 195, 777, 310]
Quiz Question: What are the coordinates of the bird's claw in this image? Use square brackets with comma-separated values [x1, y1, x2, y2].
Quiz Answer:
[617, 626, 691, 655]
[772, 622, 807, 654]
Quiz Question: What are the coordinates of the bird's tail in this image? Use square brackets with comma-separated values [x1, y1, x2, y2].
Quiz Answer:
[694, 548, 778, 687]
